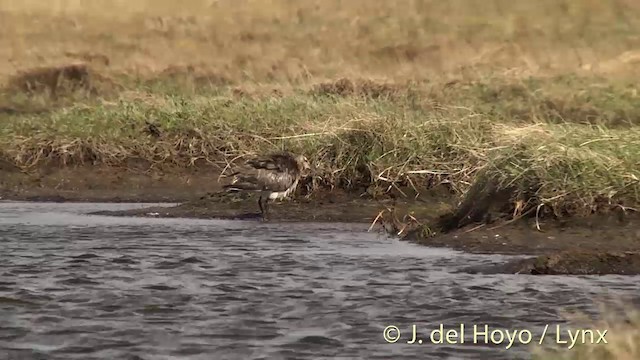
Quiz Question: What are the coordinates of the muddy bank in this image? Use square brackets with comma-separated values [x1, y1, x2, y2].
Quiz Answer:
[93, 192, 640, 276]
[4, 165, 640, 275]
[0, 165, 224, 203]
[91, 184, 640, 246]
[89, 189, 453, 224]
[94, 196, 640, 275]
[406, 213, 640, 256]
[462, 250, 640, 275]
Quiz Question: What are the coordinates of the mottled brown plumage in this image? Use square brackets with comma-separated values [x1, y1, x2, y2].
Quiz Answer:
[223, 151, 311, 219]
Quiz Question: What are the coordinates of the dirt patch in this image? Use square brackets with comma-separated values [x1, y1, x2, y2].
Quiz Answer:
[463, 250, 640, 275]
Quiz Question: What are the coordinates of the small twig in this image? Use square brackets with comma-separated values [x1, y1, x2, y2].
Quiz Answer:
[408, 214, 422, 225]
[541, 192, 570, 202]
[397, 223, 408, 236]
[406, 176, 420, 199]
[404, 169, 451, 175]
[535, 203, 545, 231]
[373, 149, 399, 162]
[376, 166, 396, 181]
[616, 204, 639, 213]
[368, 209, 386, 232]
[579, 137, 619, 147]
[217, 154, 247, 182]
[267, 132, 330, 140]
[464, 223, 485, 233]
[488, 206, 538, 230]
[247, 134, 277, 147]
[392, 182, 407, 198]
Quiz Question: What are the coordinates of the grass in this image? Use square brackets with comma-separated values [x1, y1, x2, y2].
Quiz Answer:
[2, 77, 639, 218]
[2, 0, 640, 82]
[533, 306, 640, 360]
[1, 0, 640, 219]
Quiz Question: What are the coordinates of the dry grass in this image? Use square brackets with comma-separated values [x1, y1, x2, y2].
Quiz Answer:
[533, 305, 640, 360]
[1, 0, 640, 84]
[1, 0, 640, 218]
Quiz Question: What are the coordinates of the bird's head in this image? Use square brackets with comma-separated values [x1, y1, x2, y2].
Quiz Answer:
[295, 154, 311, 173]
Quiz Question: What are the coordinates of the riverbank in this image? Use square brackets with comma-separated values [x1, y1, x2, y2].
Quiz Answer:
[3, 82, 640, 276]
[3, 164, 640, 276]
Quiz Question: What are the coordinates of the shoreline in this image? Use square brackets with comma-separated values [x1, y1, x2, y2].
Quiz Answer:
[3, 166, 640, 275]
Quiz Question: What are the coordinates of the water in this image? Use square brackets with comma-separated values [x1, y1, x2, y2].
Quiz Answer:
[1, 202, 639, 360]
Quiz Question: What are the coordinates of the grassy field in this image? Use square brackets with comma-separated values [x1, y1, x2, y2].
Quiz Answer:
[1, 0, 640, 218]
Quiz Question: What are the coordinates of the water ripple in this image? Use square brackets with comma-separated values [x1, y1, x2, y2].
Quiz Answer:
[1, 202, 640, 359]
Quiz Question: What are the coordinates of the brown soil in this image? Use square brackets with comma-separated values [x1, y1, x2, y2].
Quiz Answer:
[462, 250, 640, 276]
[417, 215, 640, 275]
[2, 165, 640, 275]
[89, 190, 451, 224]
[0, 165, 221, 203]
[407, 213, 640, 256]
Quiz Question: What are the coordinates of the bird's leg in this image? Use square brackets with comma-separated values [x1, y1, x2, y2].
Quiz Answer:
[258, 194, 265, 219]
[263, 198, 270, 220]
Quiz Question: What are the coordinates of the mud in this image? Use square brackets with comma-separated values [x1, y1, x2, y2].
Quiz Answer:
[0, 165, 223, 203]
[89, 188, 453, 224]
[462, 250, 640, 275]
[3, 165, 640, 275]
[408, 213, 640, 256]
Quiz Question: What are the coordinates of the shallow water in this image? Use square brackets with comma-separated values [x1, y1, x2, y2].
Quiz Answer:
[1, 202, 639, 360]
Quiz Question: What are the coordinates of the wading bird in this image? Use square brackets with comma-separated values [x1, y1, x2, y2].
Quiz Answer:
[222, 151, 311, 220]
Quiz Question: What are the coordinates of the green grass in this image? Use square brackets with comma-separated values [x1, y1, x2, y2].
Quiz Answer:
[1, 75, 639, 217]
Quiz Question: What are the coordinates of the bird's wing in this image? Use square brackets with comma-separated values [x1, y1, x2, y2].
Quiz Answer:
[223, 152, 299, 192]
[221, 154, 280, 180]
[245, 153, 293, 172]
[256, 168, 296, 192]
[225, 167, 295, 192]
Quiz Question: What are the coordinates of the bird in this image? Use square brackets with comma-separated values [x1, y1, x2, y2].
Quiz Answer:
[222, 151, 311, 220]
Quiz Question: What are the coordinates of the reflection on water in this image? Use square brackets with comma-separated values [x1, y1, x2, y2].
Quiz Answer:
[1, 201, 639, 360]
